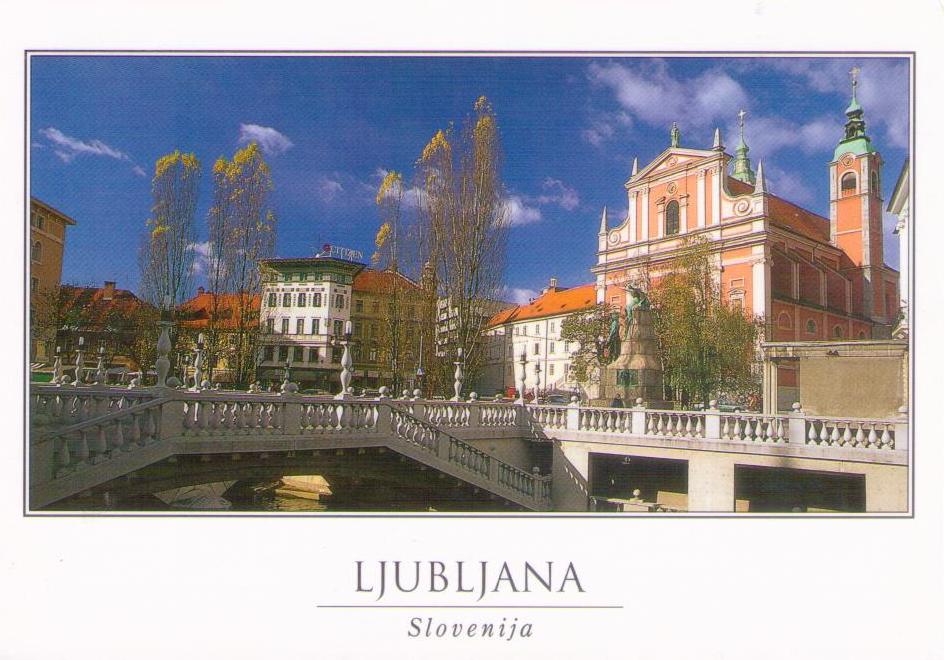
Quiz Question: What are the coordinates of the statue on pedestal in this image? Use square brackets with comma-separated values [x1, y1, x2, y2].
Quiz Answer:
[598, 284, 664, 407]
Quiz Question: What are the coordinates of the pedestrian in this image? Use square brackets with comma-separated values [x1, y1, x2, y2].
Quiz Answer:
[610, 393, 624, 408]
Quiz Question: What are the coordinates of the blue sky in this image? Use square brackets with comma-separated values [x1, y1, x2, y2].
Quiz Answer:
[29, 55, 910, 303]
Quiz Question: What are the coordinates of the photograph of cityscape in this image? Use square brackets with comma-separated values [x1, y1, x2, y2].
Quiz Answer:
[26, 53, 911, 514]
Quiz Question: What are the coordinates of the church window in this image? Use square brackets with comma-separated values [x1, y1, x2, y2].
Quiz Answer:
[665, 200, 680, 235]
[840, 172, 857, 196]
[805, 319, 817, 335]
[833, 325, 844, 338]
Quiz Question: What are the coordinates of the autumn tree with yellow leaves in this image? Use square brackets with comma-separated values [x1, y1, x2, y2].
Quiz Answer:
[139, 150, 201, 308]
[413, 96, 509, 393]
[203, 142, 277, 385]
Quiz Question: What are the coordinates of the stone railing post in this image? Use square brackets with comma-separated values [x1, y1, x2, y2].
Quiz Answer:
[375, 401, 393, 436]
[566, 396, 580, 431]
[280, 394, 302, 434]
[467, 395, 482, 428]
[788, 402, 807, 445]
[704, 399, 721, 441]
[631, 398, 647, 435]
[157, 397, 185, 440]
[895, 405, 909, 451]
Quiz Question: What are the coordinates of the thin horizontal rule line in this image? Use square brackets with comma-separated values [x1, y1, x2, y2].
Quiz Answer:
[317, 604, 623, 609]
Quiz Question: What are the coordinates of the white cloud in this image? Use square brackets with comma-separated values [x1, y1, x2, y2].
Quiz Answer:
[503, 286, 539, 305]
[315, 176, 344, 203]
[237, 123, 294, 155]
[537, 178, 580, 211]
[39, 127, 131, 163]
[132, 165, 147, 178]
[587, 61, 748, 131]
[187, 241, 225, 279]
[582, 109, 632, 147]
[765, 59, 910, 149]
[504, 195, 542, 227]
[764, 164, 815, 205]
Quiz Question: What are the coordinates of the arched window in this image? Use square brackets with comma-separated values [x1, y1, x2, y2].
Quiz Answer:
[840, 172, 857, 196]
[665, 200, 680, 236]
[833, 325, 844, 338]
[805, 319, 817, 335]
[31, 241, 42, 263]
[777, 312, 793, 329]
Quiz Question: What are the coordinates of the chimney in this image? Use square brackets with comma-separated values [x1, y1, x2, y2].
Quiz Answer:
[549, 277, 559, 291]
[102, 281, 116, 301]
[198, 286, 205, 295]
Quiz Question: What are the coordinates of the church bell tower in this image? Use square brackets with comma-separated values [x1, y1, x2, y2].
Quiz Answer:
[829, 67, 886, 322]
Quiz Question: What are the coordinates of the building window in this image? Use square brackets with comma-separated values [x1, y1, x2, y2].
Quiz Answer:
[533, 343, 540, 355]
[281, 318, 289, 334]
[833, 325, 844, 338]
[372, 301, 380, 313]
[312, 293, 322, 307]
[266, 318, 275, 334]
[332, 347, 342, 363]
[309, 347, 320, 362]
[355, 299, 364, 313]
[333, 320, 343, 337]
[263, 346, 274, 362]
[293, 346, 304, 362]
[336, 294, 345, 309]
[369, 348, 378, 362]
[806, 319, 817, 335]
[665, 200, 680, 235]
[535, 325, 540, 336]
[267, 292, 276, 307]
[564, 340, 570, 353]
[278, 346, 288, 362]
[312, 318, 320, 335]
[298, 292, 306, 307]
[282, 293, 292, 307]
[31, 276, 38, 293]
[296, 318, 305, 335]
[549, 364, 555, 376]
[840, 172, 857, 196]
[549, 341, 555, 354]
[31, 241, 42, 263]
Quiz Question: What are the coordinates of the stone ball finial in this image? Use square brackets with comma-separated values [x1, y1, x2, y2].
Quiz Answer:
[61, 375, 72, 385]
[285, 382, 299, 394]
[709, 399, 718, 410]
[532, 466, 540, 475]
[570, 395, 579, 404]
[632, 488, 641, 499]
[200, 380, 211, 390]
[402, 389, 410, 399]
[413, 388, 422, 400]
[469, 392, 478, 401]
[378, 386, 389, 399]
[792, 402, 802, 411]
[635, 397, 644, 406]
[166, 376, 182, 388]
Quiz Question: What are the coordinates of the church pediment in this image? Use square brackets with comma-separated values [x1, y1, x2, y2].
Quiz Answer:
[627, 147, 720, 187]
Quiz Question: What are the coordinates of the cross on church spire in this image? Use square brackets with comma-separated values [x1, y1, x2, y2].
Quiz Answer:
[850, 66, 860, 101]
[731, 109, 755, 185]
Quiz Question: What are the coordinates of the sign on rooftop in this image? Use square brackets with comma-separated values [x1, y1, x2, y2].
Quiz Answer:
[320, 243, 363, 262]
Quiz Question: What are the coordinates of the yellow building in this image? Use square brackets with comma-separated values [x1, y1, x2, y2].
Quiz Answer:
[30, 197, 76, 363]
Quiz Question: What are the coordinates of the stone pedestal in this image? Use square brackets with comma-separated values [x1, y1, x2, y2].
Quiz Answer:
[602, 308, 664, 406]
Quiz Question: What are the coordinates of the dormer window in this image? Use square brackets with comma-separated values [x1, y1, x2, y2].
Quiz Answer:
[665, 200, 680, 236]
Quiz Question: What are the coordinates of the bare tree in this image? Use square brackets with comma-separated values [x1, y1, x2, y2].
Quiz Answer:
[139, 151, 200, 308]
[206, 142, 277, 386]
[414, 96, 509, 392]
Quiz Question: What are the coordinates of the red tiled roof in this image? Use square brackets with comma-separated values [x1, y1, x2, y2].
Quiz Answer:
[727, 177, 831, 243]
[177, 292, 261, 330]
[353, 268, 422, 294]
[485, 284, 598, 328]
[58, 284, 150, 325]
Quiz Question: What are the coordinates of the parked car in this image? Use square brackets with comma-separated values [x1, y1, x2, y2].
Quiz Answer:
[544, 394, 572, 405]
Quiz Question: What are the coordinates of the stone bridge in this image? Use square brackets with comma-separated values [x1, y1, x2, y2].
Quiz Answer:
[28, 385, 909, 512]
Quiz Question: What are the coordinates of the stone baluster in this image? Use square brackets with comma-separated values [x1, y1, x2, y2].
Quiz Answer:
[533, 362, 541, 403]
[516, 350, 528, 406]
[52, 346, 63, 385]
[94, 345, 107, 384]
[191, 332, 206, 391]
[336, 321, 353, 400]
[155, 298, 174, 388]
[74, 336, 86, 386]
[452, 348, 465, 402]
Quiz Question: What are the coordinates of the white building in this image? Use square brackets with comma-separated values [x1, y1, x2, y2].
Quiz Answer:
[479, 279, 607, 398]
[257, 254, 365, 390]
[888, 158, 909, 338]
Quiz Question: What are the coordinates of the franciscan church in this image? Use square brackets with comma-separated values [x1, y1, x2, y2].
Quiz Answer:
[593, 72, 899, 396]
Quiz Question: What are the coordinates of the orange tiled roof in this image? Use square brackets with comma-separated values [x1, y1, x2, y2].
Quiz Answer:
[177, 292, 261, 330]
[485, 284, 598, 328]
[727, 177, 830, 243]
[353, 268, 422, 294]
[59, 284, 150, 321]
